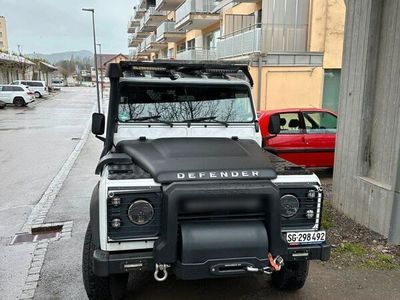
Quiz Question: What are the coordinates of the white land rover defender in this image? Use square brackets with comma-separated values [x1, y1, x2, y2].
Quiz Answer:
[82, 61, 330, 300]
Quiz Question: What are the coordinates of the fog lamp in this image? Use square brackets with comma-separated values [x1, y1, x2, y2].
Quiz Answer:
[111, 218, 121, 228]
[307, 189, 317, 199]
[306, 209, 315, 219]
[280, 195, 300, 218]
[111, 197, 121, 207]
[128, 200, 154, 225]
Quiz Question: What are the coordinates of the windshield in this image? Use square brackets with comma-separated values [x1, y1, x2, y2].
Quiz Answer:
[118, 84, 255, 123]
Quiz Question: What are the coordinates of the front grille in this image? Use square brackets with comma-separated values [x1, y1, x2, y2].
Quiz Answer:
[279, 186, 321, 231]
[178, 212, 266, 222]
[107, 190, 161, 241]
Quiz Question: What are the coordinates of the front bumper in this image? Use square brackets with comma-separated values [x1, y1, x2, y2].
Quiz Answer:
[93, 243, 331, 277]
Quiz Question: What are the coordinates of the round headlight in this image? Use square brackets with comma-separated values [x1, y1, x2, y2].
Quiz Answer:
[128, 200, 154, 225]
[280, 194, 300, 218]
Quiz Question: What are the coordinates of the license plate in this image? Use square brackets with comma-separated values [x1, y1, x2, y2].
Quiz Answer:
[286, 231, 326, 244]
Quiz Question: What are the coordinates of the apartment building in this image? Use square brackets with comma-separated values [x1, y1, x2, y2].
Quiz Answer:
[0, 16, 9, 52]
[127, 0, 345, 111]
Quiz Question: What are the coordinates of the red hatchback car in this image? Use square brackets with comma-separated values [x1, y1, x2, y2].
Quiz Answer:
[258, 108, 338, 168]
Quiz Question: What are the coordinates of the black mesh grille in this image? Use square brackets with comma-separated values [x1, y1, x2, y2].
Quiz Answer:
[107, 191, 161, 241]
[107, 164, 151, 180]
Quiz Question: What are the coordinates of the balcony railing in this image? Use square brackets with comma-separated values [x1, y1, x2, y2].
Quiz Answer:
[156, 21, 180, 39]
[144, 6, 168, 23]
[176, 0, 217, 24]
[176, 47, 217, 60]
[217, 23, 308, 59]
[217, 25, 261, 59]
[145, 35, 156, 48]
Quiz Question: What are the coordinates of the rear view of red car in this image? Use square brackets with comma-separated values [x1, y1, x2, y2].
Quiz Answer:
[258, 108, 338, 168]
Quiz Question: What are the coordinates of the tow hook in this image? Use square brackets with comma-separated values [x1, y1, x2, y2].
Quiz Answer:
[268, 253, 284, 271]
[154, 263, 170, 282]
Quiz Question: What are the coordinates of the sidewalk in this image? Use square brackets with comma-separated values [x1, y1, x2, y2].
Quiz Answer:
[33, 134, 101, 299]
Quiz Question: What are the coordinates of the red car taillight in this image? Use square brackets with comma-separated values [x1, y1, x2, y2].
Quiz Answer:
[27, 92, 33, 95]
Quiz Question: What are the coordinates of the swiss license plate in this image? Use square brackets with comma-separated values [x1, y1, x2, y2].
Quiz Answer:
[286, 231, 326, 244]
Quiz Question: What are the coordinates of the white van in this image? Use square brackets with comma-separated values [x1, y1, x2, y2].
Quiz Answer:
[11, 80, 48, 98]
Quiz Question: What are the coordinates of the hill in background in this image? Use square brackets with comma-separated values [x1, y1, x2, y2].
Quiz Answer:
[26, 50, 93, 64]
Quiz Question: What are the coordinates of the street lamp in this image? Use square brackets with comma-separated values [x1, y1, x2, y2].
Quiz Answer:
[82, 8, 101, 113]
[96, 43, 104, 101]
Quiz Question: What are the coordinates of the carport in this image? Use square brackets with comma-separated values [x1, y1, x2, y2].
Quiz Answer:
[33, 61, 58, 87]
[0, 53, 35, 84]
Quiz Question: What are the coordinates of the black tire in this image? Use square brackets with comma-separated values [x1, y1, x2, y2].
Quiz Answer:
[13, 97, 26, 107]
[271, 261, 309, 291]
[82, 223, 128, 300]
[34, 91, 41, 98]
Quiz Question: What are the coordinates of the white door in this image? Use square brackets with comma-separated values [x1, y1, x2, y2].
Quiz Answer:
[1, 86, 14, 104]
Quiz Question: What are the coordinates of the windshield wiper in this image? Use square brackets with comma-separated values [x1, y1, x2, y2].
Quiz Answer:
[122, 115, 173, 126]
[184, 116, 229, 127]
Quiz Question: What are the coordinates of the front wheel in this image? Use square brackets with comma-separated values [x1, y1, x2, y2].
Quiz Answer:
[82, 223, 128, 300]
[34, 91, 41, 98]
[271, 261, 309, 290]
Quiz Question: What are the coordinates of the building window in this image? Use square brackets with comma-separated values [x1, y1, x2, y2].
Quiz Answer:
[177, 42, 186, 53]
[187, 39, 195, 50]
[224, 14, 255, 36]
[168, 48, 174, 58]
[263, 0, 310, 52]
[204, 30, 220, 49]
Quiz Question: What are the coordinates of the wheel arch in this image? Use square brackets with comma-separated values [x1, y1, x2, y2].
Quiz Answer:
[90, 182, 101, 248]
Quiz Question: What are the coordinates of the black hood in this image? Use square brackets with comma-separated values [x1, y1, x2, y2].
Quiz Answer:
[116, 138, 276, 183]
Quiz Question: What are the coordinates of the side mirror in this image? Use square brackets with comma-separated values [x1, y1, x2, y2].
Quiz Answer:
[92, 113, 105, 135]
[268, 114, 281, 135]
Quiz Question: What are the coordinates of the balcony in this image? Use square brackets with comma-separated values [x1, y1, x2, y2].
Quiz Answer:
[127, 23, 136, 34]
[144, 7, 168, 27]
[175, 0, 219, 30]
[128, 33, 144, 47]
[176, 47, 217, 60]
[155, 0, 185, 11]
[127, 16, 140, 33]
[156, 21, 186, 42]
[134, 7, 146, 19]
[139, 16, 155, 33]
[217, 25, 261, 59]
[145, 34, 168, 50]
[139, 39, 154, 55]
[217, 23, 309, 59]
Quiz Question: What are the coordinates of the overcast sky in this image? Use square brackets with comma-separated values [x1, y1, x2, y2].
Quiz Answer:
[0, 0, 137, 54]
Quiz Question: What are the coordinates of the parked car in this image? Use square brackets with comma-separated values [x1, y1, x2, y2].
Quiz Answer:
[10, 80, 48, 98]
[258, 108, 338, 168]
[0, 84, 35, 107]
[51, 78, 64, 87]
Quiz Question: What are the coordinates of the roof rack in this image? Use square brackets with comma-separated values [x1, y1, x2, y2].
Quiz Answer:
[116, 60, 254, 87]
